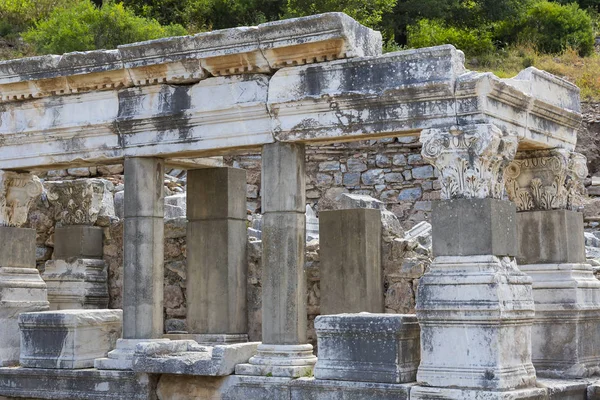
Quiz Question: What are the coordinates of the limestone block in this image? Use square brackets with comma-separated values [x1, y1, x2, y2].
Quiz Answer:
[45, 179, 115, 225]
[314, 313, 419, 383]
[187, 219, 247, 334]
[235, 344, 317, 378]
[432, 198, 517, 257]
[19, 309, 122, 369]
[257, 12, 382, 68]
[319, 209, 383, 314]
[0, 227, 36, 268]
[537, 378, 589, 400]
[132, 340, 258, 376]
[187, 168, 246, 220]
[268, 45, 464, 143]
[517, 210, 586, 264]
[410, 386, 548, 399]
[43, 259, 109, 310]
[0, 367, 157, 400]
[165, 193, 186, 216]
[305, 205, 319, 241]
[53, 225, 103, 259]
[94, 338, 170, 370]
[416, 255, 536, 390]
[0, 172, 42, 228]
[520, 263, 600, 378]
[289, 378, 412, 400]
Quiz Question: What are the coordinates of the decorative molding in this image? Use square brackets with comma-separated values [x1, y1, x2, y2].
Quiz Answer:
[420, 124, 518, 200]
[0, 171, 42, 227]
[504, 149, 587, 211]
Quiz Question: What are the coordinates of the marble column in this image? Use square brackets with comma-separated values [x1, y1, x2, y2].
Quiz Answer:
[0, 171, 48, 366]
[506, 149, 600, 378]
[411, 124, 544, 400]
[236, 142, 317, 378]
[185, 167, 248, 344]
[95, 157, 168, 370]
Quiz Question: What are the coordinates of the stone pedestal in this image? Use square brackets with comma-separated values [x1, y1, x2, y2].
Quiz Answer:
[186, 168, 248, 343]
[314, 313, 419, 383]
[319, 209, 383, 315]
[123, 157, 164, 339]
[507, 150, 600, 378]
[236, 143, 317, 377]
[0, 227, 49, 367]
[43, 259, 109, 310]
[19, 310, 122, 369]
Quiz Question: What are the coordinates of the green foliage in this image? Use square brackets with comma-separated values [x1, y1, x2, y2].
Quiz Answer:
[285, 0, 396, 31]
[500, 1, 594, 56]
[22, 0, 186, 55]
[0, 0, 75, 37]
[407, 19, 495, 56]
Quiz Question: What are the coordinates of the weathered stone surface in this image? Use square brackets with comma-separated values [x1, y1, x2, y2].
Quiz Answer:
[319, 209, 383, 314]
[0, 172, 42, 227]
[187, 168, 246, 220]
[410, 386, 547, 399]
[417, 255, 536, 390]
[262, 143, 306, 213]
[517, 210, 586, 264]
[314, 313, 419, 383]
[0, 226, 36, 268]
[45, 179, 114, 225]
[235, 344, 317, 378]
[43, 258, 109, 310]
[132, 340, 258, 376]
[94, 338, 170, 370]
[53, 225, 103, 259]
[0, 367, 157, 400]
[19, 309, 122, 369]
[432, 198, 517, 257]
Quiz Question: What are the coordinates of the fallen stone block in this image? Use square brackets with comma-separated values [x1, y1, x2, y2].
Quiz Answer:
[132, 340, 259, 376]
[314, 313, 420, 383]
[19, 309, 122, 369]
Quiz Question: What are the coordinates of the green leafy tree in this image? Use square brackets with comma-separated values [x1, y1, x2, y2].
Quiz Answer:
[501, 1, 594, 56]
[407, 18, 495, 55]
[23, 0, 186, 55]
[0, 0, 76, 36]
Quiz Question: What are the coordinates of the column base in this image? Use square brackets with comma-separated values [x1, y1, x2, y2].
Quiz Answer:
[410, 386, 547, 399]
[235, 344, 317, 378]
[416, 256, 536, 391]
[520, 263, 600, 378]
[94, 338, 170, 370]
[164, 333, 248, 345]
[0, 267, 49, 367]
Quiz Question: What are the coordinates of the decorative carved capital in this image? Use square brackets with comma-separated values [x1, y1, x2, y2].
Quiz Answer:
[0, 171, 43, 227]
[420, 124, 518, 200]
[504, 150, 587, 211]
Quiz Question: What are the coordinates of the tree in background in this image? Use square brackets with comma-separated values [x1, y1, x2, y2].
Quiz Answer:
[23, 0, 186, 54]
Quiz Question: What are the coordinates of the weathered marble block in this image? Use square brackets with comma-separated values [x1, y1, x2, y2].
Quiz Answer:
[314, 313, 420, 383]
[19, 309, 122, 369]
[42, 259, 109, 310]
[53, 226, 103, 260]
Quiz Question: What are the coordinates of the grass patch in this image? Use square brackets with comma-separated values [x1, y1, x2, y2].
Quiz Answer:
[468, 44, 600, 101]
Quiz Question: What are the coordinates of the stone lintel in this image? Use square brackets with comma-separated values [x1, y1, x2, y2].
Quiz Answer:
[53, 225, 103, 260]
[517, 209, 585, 264]
[432, 198, 517, 257]
[319, 208, 383, 314]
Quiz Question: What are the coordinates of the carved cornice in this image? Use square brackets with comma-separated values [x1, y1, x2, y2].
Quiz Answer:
[420, 124, 518, 200]
[0, 171, 43, 227]
[504, 149, 587, 211]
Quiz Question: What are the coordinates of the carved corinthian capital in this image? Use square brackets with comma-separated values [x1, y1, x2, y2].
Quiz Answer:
[504, 149, 587, 211]
[420, 124, 518, 200]
[0, 171, 43, 227]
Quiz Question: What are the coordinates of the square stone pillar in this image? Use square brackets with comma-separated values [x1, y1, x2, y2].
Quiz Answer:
[319, 208, 383, 315]
[0, 172, 48, 366]
[185, 167, 248, 344]
[236, 142, 317, 378]
[411, 125, 540, 399]
[506, 149, 600, 378]
[95, 158, 169, 371]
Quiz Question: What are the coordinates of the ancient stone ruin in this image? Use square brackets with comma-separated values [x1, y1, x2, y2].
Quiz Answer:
[0, 11, 598, 400]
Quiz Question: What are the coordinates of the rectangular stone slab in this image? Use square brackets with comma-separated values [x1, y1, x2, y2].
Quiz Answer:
[314, 313, 419, 383]
[53, 226, 103, 259]
[19, 309, 122, 369]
